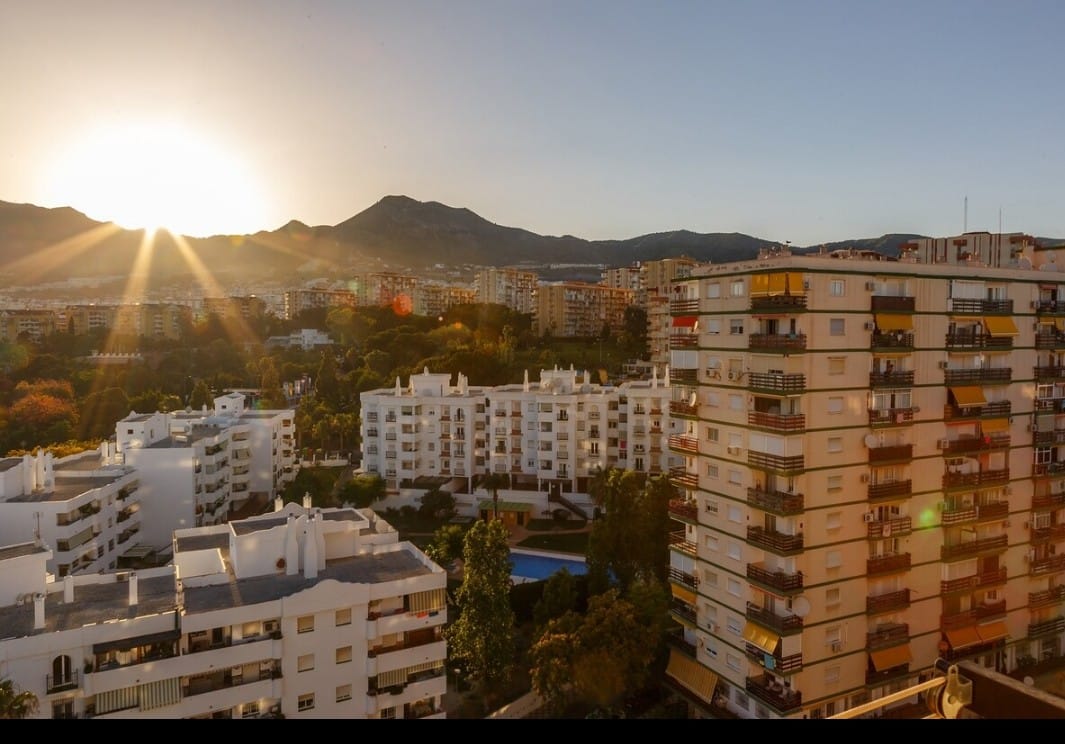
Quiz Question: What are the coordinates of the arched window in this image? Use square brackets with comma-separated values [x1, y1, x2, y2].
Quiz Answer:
[52, 654, 73, 685]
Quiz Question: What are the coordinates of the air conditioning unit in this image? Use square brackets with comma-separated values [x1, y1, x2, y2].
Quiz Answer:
[865, 281, 875, 291]
[831, 641, 844, 653]
[264, 620, 280, 634]
[938, 361, 949, 370]
[863, 512, 875, 523]
[863, 322, 875, 331]
[727, 371, 736, 381]
[937, 438, 950, 450]
[726, 446, 740, 455]
[860, 473, 870, 483]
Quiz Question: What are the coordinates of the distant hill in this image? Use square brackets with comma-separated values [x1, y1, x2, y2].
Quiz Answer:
[1, 194, 1055, 289]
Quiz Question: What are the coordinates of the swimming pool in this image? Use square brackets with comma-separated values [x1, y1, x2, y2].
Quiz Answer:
[510, 548, 587, 583]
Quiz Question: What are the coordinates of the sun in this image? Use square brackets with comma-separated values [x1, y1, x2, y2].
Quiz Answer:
[42, 120, 268, 237]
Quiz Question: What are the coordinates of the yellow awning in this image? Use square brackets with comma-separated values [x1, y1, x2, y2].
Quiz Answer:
[665, 649, 719, 704]
[977, 621, 1009, 643]
[875, 313, 913, 331]
[742, 621, 780, 655]
[869, 644, 912, 671]
[767, 273, 787, 296]
[981, 418, 1009, 433]
[671, 583, 696, 605]
[786, 273, 805, 295]
[950, 386, 987, 407]
[984, 316, 1019, 336]
[751, 273, 770, 297]
[945, 626, 983, 651]
[1055, 318, 1065, 332]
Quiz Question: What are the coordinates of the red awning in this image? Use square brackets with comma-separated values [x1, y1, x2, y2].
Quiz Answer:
[672, 316, 698, 328]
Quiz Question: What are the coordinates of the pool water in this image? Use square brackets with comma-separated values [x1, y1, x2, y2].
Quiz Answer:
[510, 549, 587, 582]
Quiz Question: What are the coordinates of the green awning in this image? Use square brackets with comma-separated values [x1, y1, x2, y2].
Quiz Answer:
[477, 499, 534, 512]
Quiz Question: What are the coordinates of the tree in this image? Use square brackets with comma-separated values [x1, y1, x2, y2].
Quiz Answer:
[425, 523, 467, 567]
[258, 357, 288, 409]
[189, 379, 213, 410]
[336, 473, 386, 508]
[532, 566, 578, 631]
[0, 677, 39, 719]
[445, 518, 516, 707]
[314, 350, 342, 407]
[78, 386, 130, 439]
[481, 471, 509, 520]
[418, 487, 456, 520]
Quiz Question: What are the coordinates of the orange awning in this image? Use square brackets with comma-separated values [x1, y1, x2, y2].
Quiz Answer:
[786, 273, 805, 295]
[751, 273, 770, 296]
[1055, 318, 1065, 332]
[875, 314, 913, 331]
[981, 418, 1009, 433]
[945, 626, 983, 651]
[742, 621, 780, 655]
[672, 316, 698, 328]
[671, 583, 696, 605]
[977, 621, 1009, 643]
[869, 644, 912, 671]
[665, 649, 719, 704]
[984, 316, 1019, 337]
[767, 273, 788, 296]
[950, 386, 987, 407]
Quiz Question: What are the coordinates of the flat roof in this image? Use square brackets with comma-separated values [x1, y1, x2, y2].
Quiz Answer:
[120, 413, 155, 423]
[230, 508, 366, 536]
[173, 533, 229, 554]
[0, 542, 46, 562]
[7, 474, 125, 504]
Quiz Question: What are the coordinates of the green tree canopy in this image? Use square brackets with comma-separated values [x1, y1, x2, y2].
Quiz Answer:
[0, 677, 39, 719]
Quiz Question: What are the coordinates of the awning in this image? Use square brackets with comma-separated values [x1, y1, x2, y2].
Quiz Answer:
[742, 621, 780, 655]
[1056, 318, 1065, 332]
[751, 273, 770, 296]
[950, 386, 987, 407]
[671, 583, 697, 605]
[875, 314, 913, 331]
[977, 621, 1009, 643]
[768, 273, 787, 296]
[665, 648, 719, 704]
[869, 644, 912, 671]
[787, 273, 805, 295]
[139, 678, 181, 711]
[981, 418, 1009, 433]
[408, 587, 447, 613]
[984, 316, 1019, 336]
[945, 626, 983, 652]
[93, 628, 181, 655]
[672, 316, 698, 328]
[477, 499, 534, 513]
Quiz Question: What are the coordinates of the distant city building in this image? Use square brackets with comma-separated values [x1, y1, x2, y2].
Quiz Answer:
[533, 281, 633, 338]
[0, 308, 57, 341]
[474, 267, 538, 314]
[202, 295, 267, 322]
[265, 328, 335, 351]
[414, 282, 476, 318]
[283, 288, 356, 320]
[63, 303, 192, 340]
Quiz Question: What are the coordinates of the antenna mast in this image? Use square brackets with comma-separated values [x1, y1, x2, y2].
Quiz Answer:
[964, 196, 968, 233]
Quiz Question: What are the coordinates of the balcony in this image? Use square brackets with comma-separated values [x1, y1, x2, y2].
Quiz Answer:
[1036, 332, 1065, 350]
[940, 534, 1008, 561]
[670, 333, 699, 348]
[746, 526, 804, 555]
[669, 399, 699, 418]
[942, 469, 1009, 490]
[943, 367, 1012, 385]
[867, 516, 912, 539]
[1036, 300, 1065, 314]
[750, 295, 807, 312]
[940, 500, 1008, 526]
[866, 589, 911, 615]
[668, 499, 698, 523]
[670, 298, 699, 314]
[1031, 524, 1065, 545]
[746, 563, 804, 595]
[866, 622, 909, 650]
[940, 567, 1007, 595]
[668, 566, 698, 591]
[668, 466, 698, 490]
[1034, 462, 1065, 478]
[871, 332, 914, 350]
[668, 434, 698, 455]
[949, 298, 1014, 314]
[747, 372, 806, 394]
[867, 552, 911, 576]
[46, 670, 80, 694]
[744, 645, 804, 674]
[1034, 492, 1065, 509]
[668, 530, 696, 557]
[944, 400, 1011, 421]
[1035, 365, 1065, 383]
[1030, 554, 1065, 576]
[869, 370, 915, 387]
[745, 675, 802, 714]
[868, 443, 913, 464]
[747, 411, 805, 432]
[669, 599, 697, 626]
[868, 408, 915, 427]
[946, 332, 1012, 350]
[746, 486, 804, 516]
[671, 368, 698, 385]
[747, 451, 804, 475]
[1033, 429, 1065, 447]
[940, 600, 1007, 630]
[1029, 586, 1065, 611]
[748, 333, 806, 353]
[1028, 616, 1065, 638]
[940, 435, 1010, 456]
[746, 601, 803, 634]
[871, 296, 916, 312]
[868, 479, 912, 501]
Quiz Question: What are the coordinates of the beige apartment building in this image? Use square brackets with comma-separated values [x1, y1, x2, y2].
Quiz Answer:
[663, 233, 1065, 719]
[534, 281, 633, 338]
[474, 267, 539, 314]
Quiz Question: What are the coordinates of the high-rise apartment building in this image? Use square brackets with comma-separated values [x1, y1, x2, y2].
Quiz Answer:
[474, 268, 538, 314]
[0, 500, 447, 719]
[663, 233, 1065, 719]
[534, 281, 633, 338]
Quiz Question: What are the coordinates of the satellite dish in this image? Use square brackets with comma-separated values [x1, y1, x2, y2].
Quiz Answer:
[792, 596, 811, 618]
[864, 434, 878, 448]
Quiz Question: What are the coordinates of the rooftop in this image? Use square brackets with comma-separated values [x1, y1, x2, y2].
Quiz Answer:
[7, 473, 126, 504]
[0, 542, 46, 562]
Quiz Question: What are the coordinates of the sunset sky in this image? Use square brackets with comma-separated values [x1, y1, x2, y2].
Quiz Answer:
[2, 0, 1063, 243]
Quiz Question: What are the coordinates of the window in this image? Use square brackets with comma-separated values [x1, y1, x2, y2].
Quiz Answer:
[706, 535, 719, 552]
[707, 318, 721, 334]
[828, 396, 843, 414]
[828, 437, 842, 453]
[828, 357, 845, 375]
[829, 318, 845, 336]
[829, 279, 844, 296]
[728, 432, 742, 447]
[703, 569, 718, 587]
[726, 653, 742, 672]
[336, 684, 352, 703]
[827, 474, 842, 491]
[706, 464, 719, 479]
[826, 550, 842, 569]
[298, 654, 315, 672]
[707, 392, 721, 407]
[707, 283, 721, 299]
[730, 280, 745, 297]
[726, 617, 743, 636]
[297, 693, 315, 712]
[297, 615, 314, 633]
[707, 426, 719, 442]
[727, 577, 742, 596]
[727, 541, 742, 560]
[729, 318, 744, 335]
[705, 638, 718, 658]
[734, 690, 749, 710]
[825, 665, 841, 684]
[727, 505, 743, 524]
[336, 646, 352, 664]
[728, 469, 742, 484]
[705, 498, 718, 513]
[335, 608, 351, 626]
[825, 625, 842, 645]
[826, 511, 842, 530]
[241, 702, 260, 718]
[728, 394, 743, 411]
[380, 706, 397, 719]
[826, 587, 841, 609]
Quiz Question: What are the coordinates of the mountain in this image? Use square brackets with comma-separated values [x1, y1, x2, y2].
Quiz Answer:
[4, 194, 1053, 290]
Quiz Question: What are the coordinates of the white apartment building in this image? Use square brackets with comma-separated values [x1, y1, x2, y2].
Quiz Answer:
[661, 233, 1065, 720]
[0, 449, 142, 578]
[0, 500, 447, 719]
[360, 366, 677, 522]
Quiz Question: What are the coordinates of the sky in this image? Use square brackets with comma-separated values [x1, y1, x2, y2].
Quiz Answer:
[2, 0, 1064, 244]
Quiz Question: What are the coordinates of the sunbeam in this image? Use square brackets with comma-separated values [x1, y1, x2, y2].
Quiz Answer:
[0, 222, 123, 285]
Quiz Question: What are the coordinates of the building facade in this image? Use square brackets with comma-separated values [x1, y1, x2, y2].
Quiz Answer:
[663, 233, 1065, 719]
[474, 267, 538, 314]
[533, 281, 633, 338]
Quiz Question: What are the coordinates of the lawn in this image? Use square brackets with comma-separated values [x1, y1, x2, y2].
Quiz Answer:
[516, 531, 589, 554]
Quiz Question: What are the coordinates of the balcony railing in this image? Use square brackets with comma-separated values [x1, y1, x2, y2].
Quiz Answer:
[1028, 616, 1065, 638]
[746, 601, 803, 634]
[670, 333, 699, 348]
[747, 451, 804, 475]
[744, 645, 804, 674]
[940, 534, 1008, 561]
[1033, 492, 1065, 509]
[949, 298, 1013, 314]
[750, 295, 807, 311]
[941, 435, 1010, 455]
[668, 434, 698, 454]
[940, 567, 1007, 595]
[746, 486, 804, 516]
[940, 500, 1008, 526]
[871, 332, 914, 350]
[670, 299, 699, 313]
[866, 589, 911, 615]
[668, 566, 698, 590]
[867, 552, 911, 576]
[746, 526, 804, 555]
[940, 600, 1007, 630]
[745, 675, 802, 714]
[944, 400, 1011, 420]
[671, 368, 698, 385]
[871, 296, 916, 312]
[867, 516, 912, 539]
[943, 367, 1012, 385]
[868, 443, 913, 463]
[669, 600, 697, 625]
[868, 408, 915, 427]
[668, 531, 696, 557]
[1033, 462, 1065, 478]
[946, 333, 1012, 350]
[669, 399, 699, 417]
[868, 479, 912, 501]
[1029, 586, 1065, 610]
[1035, 365, 1065, 382]
[46, 670, 79, 694]
[1032, 429, 1065, 447]
[668, 466, 698, 490]
[747, 372, 806, 394]
[1035, 332, 1065, 350]
[747, 411, 805, 432]
[748, 333, 807, 353]
[1031, 524, 1065, 544]
[746, 563, 804, 594]
[942, 469, 1009, 490]
[866, 622, 909, 650]
[869, 370, 915, 387]
[1030, 554, 1065, 576]
[1036, 300, 1065, 314]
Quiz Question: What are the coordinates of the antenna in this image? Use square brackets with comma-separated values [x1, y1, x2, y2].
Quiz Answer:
[964, 196, 968, 232]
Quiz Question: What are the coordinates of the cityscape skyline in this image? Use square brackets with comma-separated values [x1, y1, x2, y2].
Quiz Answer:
[2, 1, 1064, 245]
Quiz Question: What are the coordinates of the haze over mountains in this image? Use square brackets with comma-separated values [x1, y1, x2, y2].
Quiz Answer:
[0, 194, 1053, 292]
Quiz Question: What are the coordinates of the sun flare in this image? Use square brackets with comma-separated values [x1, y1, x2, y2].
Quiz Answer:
[43, 120, 268, 237]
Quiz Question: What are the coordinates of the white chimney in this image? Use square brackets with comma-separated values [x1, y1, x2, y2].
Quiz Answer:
[128, 572, 138, 607]
[285, 515, 300, 576]
[33, 592, 45, 630]
[64, 575, 75, 603]
[274, 496, 284, 512]
[303, 515, 319, 580]
[302, 492, 312, 510]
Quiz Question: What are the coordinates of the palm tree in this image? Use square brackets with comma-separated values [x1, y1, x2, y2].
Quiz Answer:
[481, 470, 510, 521]
[0, 677, 39, 719]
